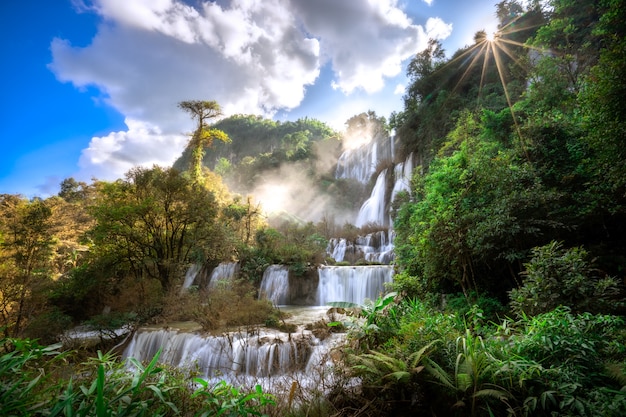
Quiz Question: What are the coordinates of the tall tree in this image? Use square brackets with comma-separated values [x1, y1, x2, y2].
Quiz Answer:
[178, 100, 231, 185]
[0, 195, 55, 337]
[88, 166, 228, 293]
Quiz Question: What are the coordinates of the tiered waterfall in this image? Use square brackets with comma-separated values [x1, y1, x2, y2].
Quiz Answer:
[123, 131, 414, 387]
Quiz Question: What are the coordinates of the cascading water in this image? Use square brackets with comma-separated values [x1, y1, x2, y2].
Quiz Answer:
[391, 153, 414, 202]
[359, 230, 395, 264]
[207, 262, 239, 289]
[317, 265, 394, 305]
[123, 309, 347, 391]
[325, 230, 395, 264]
[258, 265, 290, 305]
[130, 131, 412, 396]
[335, 134, 393, 183]
[326, 148, 414, 264]
[355, 168, 389, 228]
[123, 327, 311, 379]
[180, 264, 202, 294]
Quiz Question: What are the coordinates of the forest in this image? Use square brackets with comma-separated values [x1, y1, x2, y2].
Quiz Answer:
[2, 0, 626, 415]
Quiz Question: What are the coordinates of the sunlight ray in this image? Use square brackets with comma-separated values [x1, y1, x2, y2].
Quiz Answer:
[452, 42, 490, 96]
[489, 41, 528, 160]
[478, 40, 492, 101]
[498, 37, 545, 53]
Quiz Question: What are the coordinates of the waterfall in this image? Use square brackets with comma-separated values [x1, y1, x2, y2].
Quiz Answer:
[359, 230, 395, 264]
[317, 265, 393, 305]
[258, 265, 290, 305]
[207, 262, 239, 289]
[328, 238, 348, 262]
[180, 264, 201, 293]
[391, 153, 414, 202]
[123, 328, 311, 380]
[355, 169, 389, 228]
[335, 143, 377, 183]
[326, 231, 395, 264]
[335, 134, 393, 183]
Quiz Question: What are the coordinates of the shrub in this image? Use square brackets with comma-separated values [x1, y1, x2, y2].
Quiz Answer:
[509, 241, 622, 317]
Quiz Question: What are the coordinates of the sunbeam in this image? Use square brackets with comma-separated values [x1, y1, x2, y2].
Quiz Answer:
[410, 6, 545, 161]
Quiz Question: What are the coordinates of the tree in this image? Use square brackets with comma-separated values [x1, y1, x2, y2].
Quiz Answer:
[0, 195, 55, 337]
[88, 166, 227, 293]
[404, 38, 446, 107]
[394, 112, 564, 298]
[178, 100, 231, 185]
[58, 177, 90, 203]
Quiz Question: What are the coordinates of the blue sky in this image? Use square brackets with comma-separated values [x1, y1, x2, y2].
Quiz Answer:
[1, 0, 501, 198]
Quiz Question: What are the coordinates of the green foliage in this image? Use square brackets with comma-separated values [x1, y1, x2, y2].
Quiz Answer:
[349, 339, 439, 412]
[511, 307, 624, 373]
[48, 350, 181, 417]
[328, 292, 399, 349]
[446, 292, 506, 325]
[173, 114, 337, 193]
[0, 195, 56, 337]
[578, 0, 626, 204]
[425, 330, 512, 417]
[509, 241, 622, 317]
[250, 223, 327, 269]
[22, 308, 72, 345]
[0, 336, 64, 415]
[0, 336, 276, 417]
[394, 112, 564, 299]
[338, 293, 626, 416]
[88, 166, 226, 292]
[192, 379, 275, 417]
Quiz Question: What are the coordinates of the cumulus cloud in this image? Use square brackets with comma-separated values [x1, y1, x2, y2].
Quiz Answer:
[77, 118, 188, 181]
[50, 0, 451, 181]
[292, 0, 432, 94]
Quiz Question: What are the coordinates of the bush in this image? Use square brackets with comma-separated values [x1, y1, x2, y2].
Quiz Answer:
[161, 278, 277, 332]
[509, 241, 622, 317]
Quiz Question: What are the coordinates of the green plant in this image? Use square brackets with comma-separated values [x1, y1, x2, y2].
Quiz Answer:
[509, 241, 622, 317]
[49, 349, 180, 417]
[327, 292, 398, 348]
[511, 307, 623, 374]
[191, 379, 275, 417]
[351, 339, 439, 388]
[0, 336, 64, 416]
[426, 330, 512, 416]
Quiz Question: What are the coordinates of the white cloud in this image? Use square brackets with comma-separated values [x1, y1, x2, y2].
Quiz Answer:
[50, 0, 451, 181]
[425, 17, 453, 40]
[292, 0, 442, 94]
[394, 84, 405, 95]
[77, 118, 188, 181]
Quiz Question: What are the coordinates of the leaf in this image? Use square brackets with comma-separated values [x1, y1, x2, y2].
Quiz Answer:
[473, 388, 511, 401]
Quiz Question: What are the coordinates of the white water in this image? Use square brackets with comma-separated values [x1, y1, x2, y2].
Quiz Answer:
[207, 262, 239, 289]
[391, 153, 414, 202]
[124, 327, 310, 378]
[258, 265, 290, 305]
[335, 134, 394, 183]
[326, 230, 395, 264]
[328, 238, 350, 262]
[122, 308, 348, 390]
[359, 230, 395, 264]
[159, 132, 409, 394]
[355, 169, 389, 228]
[180, 264, 202, 293]
[317, 265, 393, 306]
